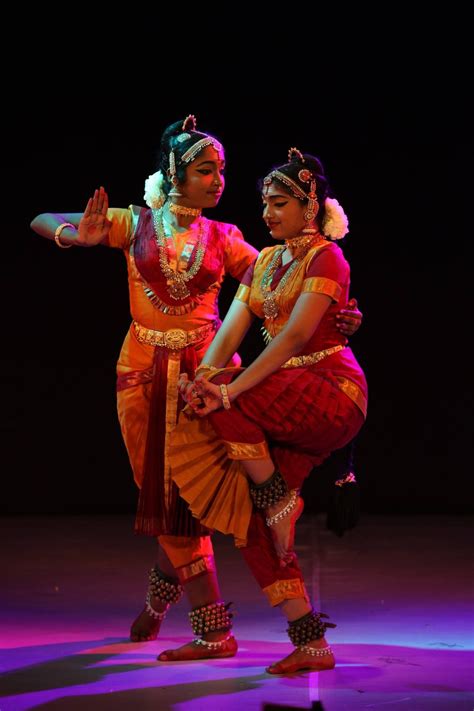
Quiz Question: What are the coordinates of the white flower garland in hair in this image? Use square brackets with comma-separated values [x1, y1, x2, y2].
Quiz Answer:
[322, 197, 349, 239]
[144, 170, 166, 208]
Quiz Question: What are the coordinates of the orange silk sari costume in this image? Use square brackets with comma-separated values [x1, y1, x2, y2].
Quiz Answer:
[107, 206, 257, 540]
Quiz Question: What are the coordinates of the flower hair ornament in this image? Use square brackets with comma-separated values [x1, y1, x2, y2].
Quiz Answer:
[144, 170, 166, 209]
[322, 197, 349, 239]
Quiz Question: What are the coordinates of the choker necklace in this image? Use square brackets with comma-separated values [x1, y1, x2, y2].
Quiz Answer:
[284, 233, 324, 252]
[169, 202, 202, 218]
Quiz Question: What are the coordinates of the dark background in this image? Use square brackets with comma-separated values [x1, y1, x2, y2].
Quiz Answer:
[4, 14, 471, 517]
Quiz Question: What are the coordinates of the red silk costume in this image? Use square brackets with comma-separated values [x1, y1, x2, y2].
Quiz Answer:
[170, 239, 367, 605]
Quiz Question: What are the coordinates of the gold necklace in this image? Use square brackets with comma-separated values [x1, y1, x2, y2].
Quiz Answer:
[261, 237, 323, 319]
[284, 232, 323, 252]
[152, 208, 208, 300]
[261, 248, 298, 319]
[169, 202, 202, 217]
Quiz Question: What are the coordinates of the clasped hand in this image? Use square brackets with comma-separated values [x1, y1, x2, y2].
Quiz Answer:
[178, 374, 225, 416]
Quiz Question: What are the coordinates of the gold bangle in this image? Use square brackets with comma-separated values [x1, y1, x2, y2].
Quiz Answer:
[219, 384, 231, 410]
[195, 363, 217, 377]
[54, 222, 75, 248]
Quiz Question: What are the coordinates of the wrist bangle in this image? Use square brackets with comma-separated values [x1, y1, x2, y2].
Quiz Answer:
[54, 222, 75, 248]
[219, 384, 231, 410]
[195, 364, 217, 377]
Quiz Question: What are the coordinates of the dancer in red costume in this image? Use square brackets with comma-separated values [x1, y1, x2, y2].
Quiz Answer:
[176, 147, 367, 673]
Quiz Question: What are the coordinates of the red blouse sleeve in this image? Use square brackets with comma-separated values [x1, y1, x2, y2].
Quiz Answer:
[303, 243, 350, 302]
[233, 259, 257, 304]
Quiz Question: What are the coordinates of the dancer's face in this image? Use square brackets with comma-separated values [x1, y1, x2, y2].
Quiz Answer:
[178, 145, 226, 208]
[262, 181, 311, 240]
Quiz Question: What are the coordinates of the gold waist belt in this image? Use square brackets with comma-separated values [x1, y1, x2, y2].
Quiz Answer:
[133, 320, 216, 350]
[282, 344, 345, 369]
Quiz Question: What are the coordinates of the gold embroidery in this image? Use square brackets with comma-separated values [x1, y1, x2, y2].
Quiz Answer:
[224, 440, 270, 460]
[235, 284, 251, 304]
[164, 353, 183, 506]
[336, 376, 367, 417]
[263, 579, 309, 607]
[282, 345, 345, 368]
[302, 276, 342, 302]
[175, 555, 216, 584]
[133, 320, 216, 349]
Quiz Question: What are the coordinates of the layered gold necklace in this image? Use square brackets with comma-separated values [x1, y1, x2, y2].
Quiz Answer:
[261, 235, 325, 319]
[152, 208, 208, 300]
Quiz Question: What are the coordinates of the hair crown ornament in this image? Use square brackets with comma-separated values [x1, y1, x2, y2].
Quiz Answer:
[288, 146, 304, 163]
[182, 114, 197, 132]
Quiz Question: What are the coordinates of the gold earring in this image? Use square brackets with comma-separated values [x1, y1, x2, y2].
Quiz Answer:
[168, 177, 183, 198]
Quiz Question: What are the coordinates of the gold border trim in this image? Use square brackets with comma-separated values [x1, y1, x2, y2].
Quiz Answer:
[223, 440, 270, 460]
[164, 353, 183, 505]
[175, 555, 216, 584]
[263, 578, 308, 607]
[133, 320, 215, 350]
[282, 345, 344, 369]
[235, 284, 251, 304]
[302, 276, 342, 301]
[336, 376, 367, 417]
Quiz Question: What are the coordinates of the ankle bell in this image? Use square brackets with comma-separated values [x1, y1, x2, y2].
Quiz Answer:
[149, 565, 184, 604]
[249, 470, 288, 509]
[287, 609, 336, 646]
[188, 601, 233, 636]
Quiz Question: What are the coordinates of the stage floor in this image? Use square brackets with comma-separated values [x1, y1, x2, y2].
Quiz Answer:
[1, 514, 472, 710]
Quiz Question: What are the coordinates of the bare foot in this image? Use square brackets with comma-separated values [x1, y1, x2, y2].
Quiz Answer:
[130, 596, 168, 642]
[266, 641, 335, 674]
[266, 492, 304, 565]
[158, 634, 238, 661]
